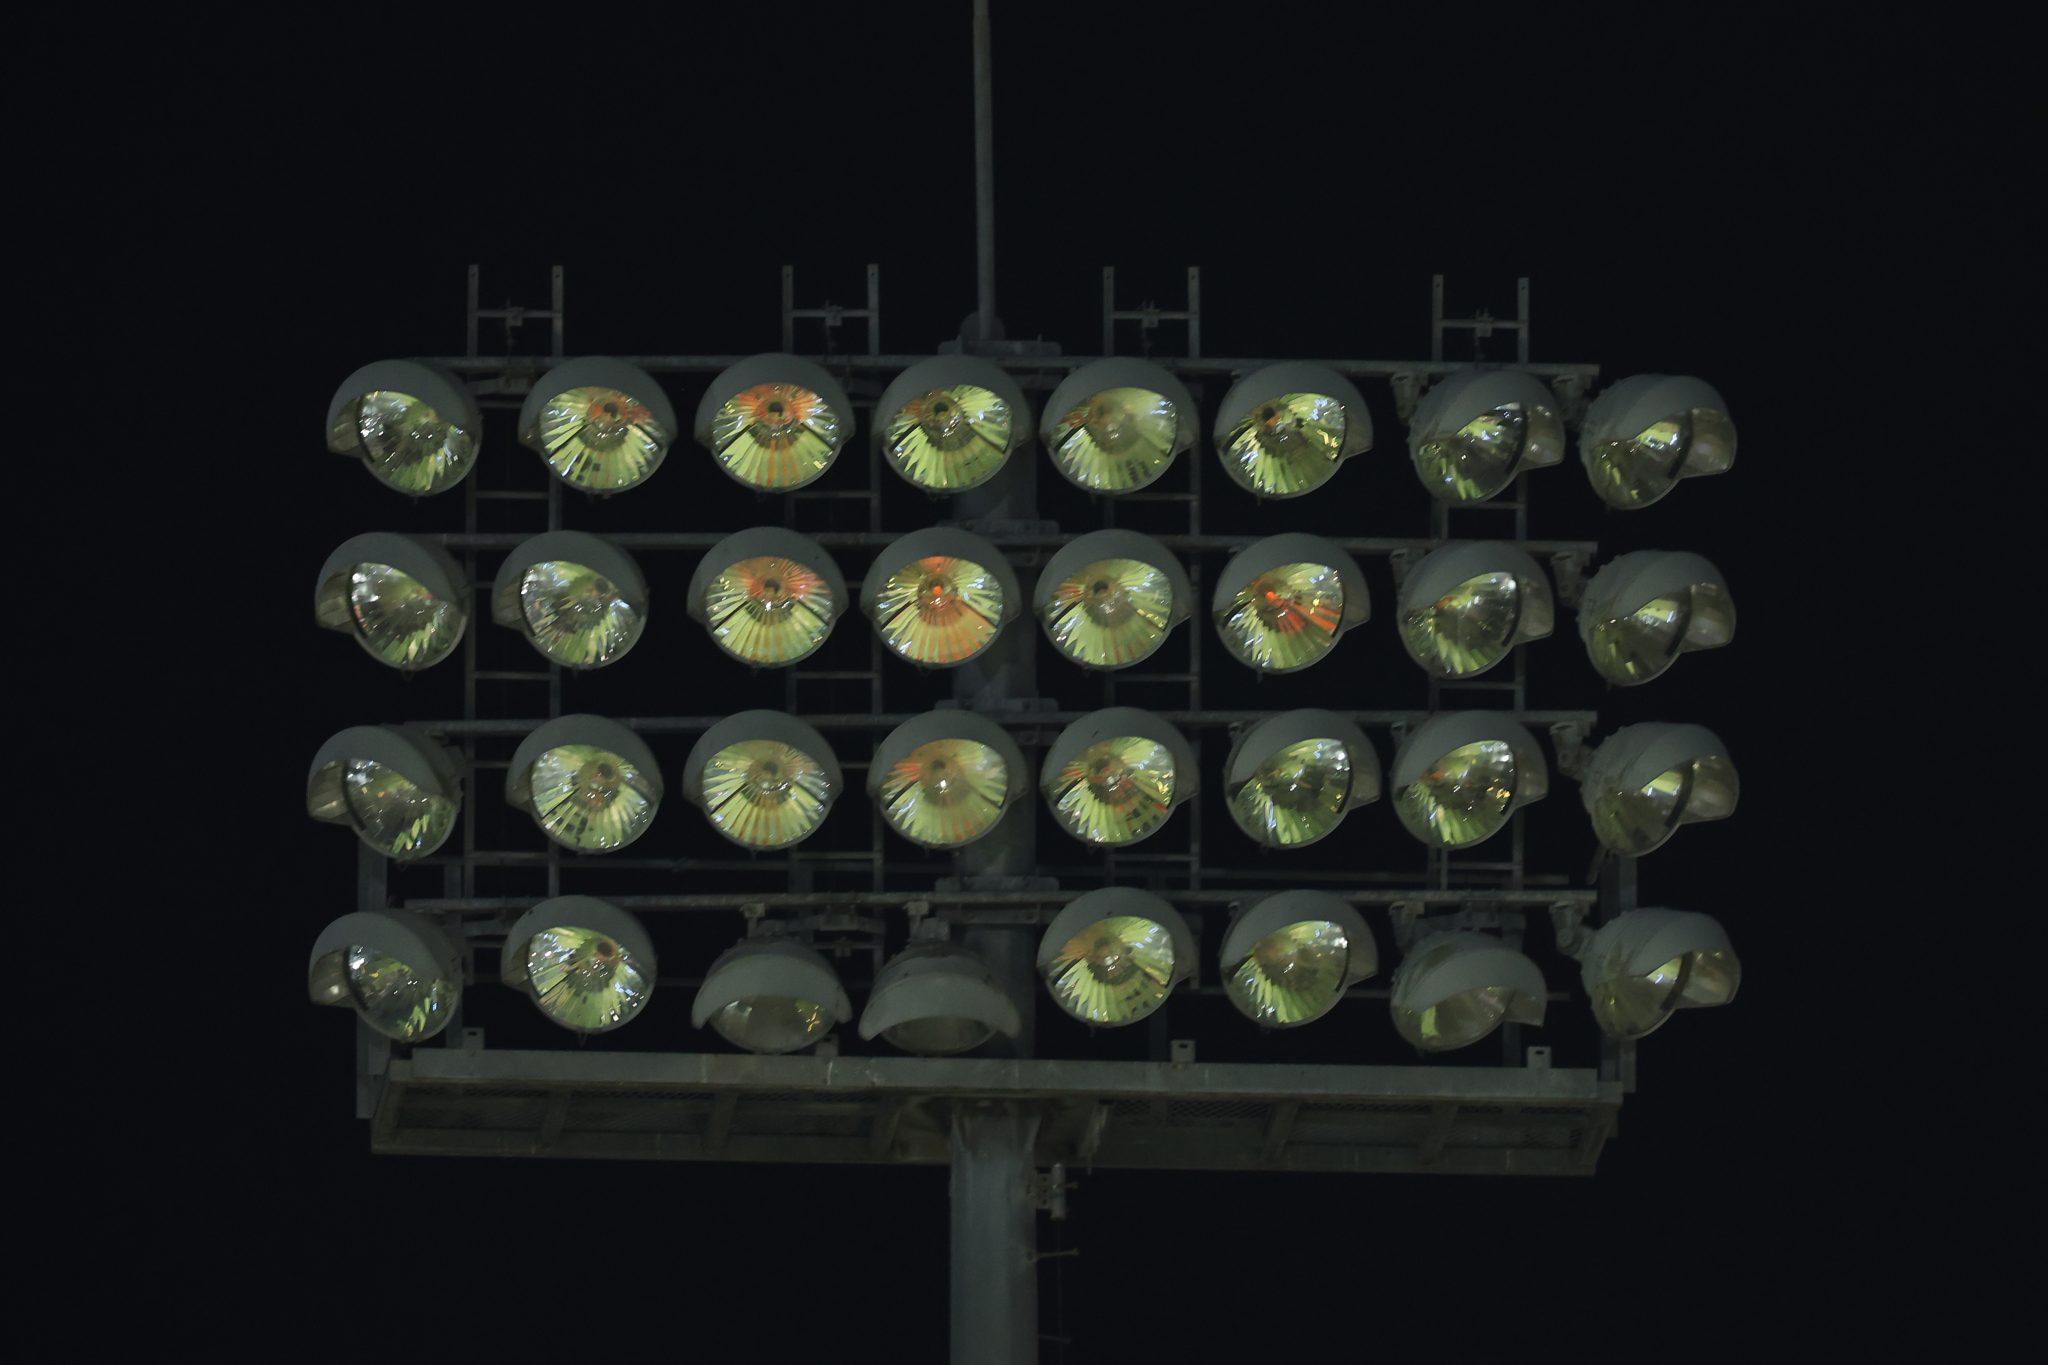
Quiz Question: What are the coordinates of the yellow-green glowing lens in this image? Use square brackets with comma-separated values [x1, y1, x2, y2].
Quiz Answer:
[1401, 572, 1522, 677]
[529, 744, 658, 851]
[1217, 562, 1345, 671]
[1587, 408, 1735, 507]
[346, 946, 457, 1042]
[705, 556, 836, 665]
[873, 556, 1004, 665]
[1590, 754, 1738, 856]
[519, 560, 642, 668]
[525, 925, 652, 1032]
[1416, 403, 1561, 502]
[1228, 738, 1352, 847]
[702, 741, 833, 848]
[1048, 737, 1176, 844]
[345, 390, 476, 494]
[709, 383, 844, 489]
[714, 997, 832, 1053]
[1042, 558, 1173, 667]
[1044, 916, 1176, 1024]
[1226, 921, 1351, 1026]
[1587, 584, 1733, 684]
[880, 739, 1009, 848]
[536, 386, 669, 491]
[1050, 387, 1179, 490]
[1395, 740, 1517, 847]
[348, 563, 463, 668]
[1222, 392, 1346, 495]
[884, 385, 1012, 489]
[1591, 950, 1738, 1039]
[342, 760, 455, 859]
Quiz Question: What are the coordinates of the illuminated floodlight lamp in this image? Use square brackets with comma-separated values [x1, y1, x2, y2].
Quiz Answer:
[491, 531, 647, 669]
[517, 357, 677, 493]
[1396, 541, 1554, 678]
[860, 942, 1022, 1055]
[869, 710, 1029, 849]
[1221, 890, 1377, 1028]
[1390, 713, 1547, 849]
[1213, 362, 1372, 498]
[684, 711, 841, 850]
[1224, 709, 1380, 848]
[694, 353, 854, 491]
[1407, 369, 1564, 503]
[307, 726, 461, 861]
[692, 938, 852, 1053]
[1214, 533, 1369, 673]
[308, 910, 462, 1043]
[506, 715, 663, 853]
[326, 360, 481, 495]
[1581, 723, 1738, 857]
[1037, 888, 1194, 1026]
[861, 528, 1020, 668]
[1572, 908, 1740, 1040]
[1040, 358, 1198, 493]
[1035, 529, 1191, 670]
[1580, 374, 1735, 509]
[314, 532, 469, 670]
[501, 896, 656, 1034]
[874, 355, 1032, 492]
[1041, 707, 1198, 846]
[688, 527, 845, 668]
[1579, 551, 1735, 686]
[1390, 931, 1547, 1052]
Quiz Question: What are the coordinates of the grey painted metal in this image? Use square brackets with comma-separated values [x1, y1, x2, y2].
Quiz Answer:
[432, 529, 1600, 557]
[1222, 709, 1382, 811]
[325, 359, 481, 463]
[950, 1107, 1036, 1365]
[419, 708, 1598, 738]
[692, 352, 858, 455]
[681, 711, 842, 822]
[489, 531, 648, 643]
[1220, 890, 1378, 987]
[684, 526, 848, 631]
[515, 356, 677, 451]
[1211, 532, 1371, 635]
[1391, 712, 1550, 808]
[428, 353, 1601, 381]
[504, 715, 665, 807]
[690, 939, 854, 1032]
[861, 943, 1023, 1046]
[407, 887, 1597, 915]
[859, 527, 1023, 655]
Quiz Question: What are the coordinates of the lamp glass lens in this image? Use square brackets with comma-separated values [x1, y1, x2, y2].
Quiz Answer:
[713, 997, 833, 1053]
[1042, 558, 1175, 667]
[1588, 584, 1732, 685]
[1591, 753, 1738, 856]
[1226, 920, 1352, 1026]
[1217, 561, 1346, 671]
[1401, 571, 1522, 677]
[1222, 392, 1347, 496]
[1395, 739, 1517, 846]
[873, 556, 1005, 665]
[705, 556, 836, 665]
[1415, 402, 1562, 502]
[1587, 407, 1733, 507]
[884, 1016, 994, 1055]
[347, 390, 476, 494]
[525, 925, 652, 1032]
[519, 559, 642, 668]
[1592, 949, 1739, 1039]
[1227, 737, 1353, 847]
[880, 738, 1010, 847]
[1050, 387, 1179, 490]
[347, 563, 463, 668]
[529, 744, 658, 851]
[1044, 915, 1177, 1024]
[702, 740, 834, 848]
[709, 383, 844, 489]
[535, 386, 669, 491]
[1398, 986, 1519, 1051]
[884, 385, 1012, 489]
[342, 759, 454, 859]
[1048, 737, 1177, 844]
[346, 946, 457, 1042]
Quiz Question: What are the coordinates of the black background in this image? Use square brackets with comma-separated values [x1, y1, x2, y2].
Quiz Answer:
[85, 2, 2010, 1351]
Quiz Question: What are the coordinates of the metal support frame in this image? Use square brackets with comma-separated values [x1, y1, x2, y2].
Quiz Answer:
[1102, 265, 1202, 357]
[467, 265, 564, 359]
[781, 263, 881, 356]
[1431, 273, 1528, 365]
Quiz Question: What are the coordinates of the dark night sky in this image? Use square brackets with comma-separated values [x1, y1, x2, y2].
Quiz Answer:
[92, 2, 2007, 1351]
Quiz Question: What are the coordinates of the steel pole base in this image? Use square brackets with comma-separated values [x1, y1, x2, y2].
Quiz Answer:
[950, 1105, 1041, 1365]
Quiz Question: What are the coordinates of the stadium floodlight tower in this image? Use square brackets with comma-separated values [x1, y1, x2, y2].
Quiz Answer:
[301, 8, 1760, 1364]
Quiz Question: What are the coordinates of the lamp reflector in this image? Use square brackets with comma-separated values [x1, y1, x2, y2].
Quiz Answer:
[1397, 544, 1554, 679]
[705, 555, 837, 666]
[1580, 375, 1735, 509]
[1408, 370, 1565, 503]
[701, 740, 836, 848]
[1217, 561, 1348, 671]
[327, 361, 480, 495]
[512, 560, 643, 668]
[1221, 891, 1376, 1028]
[308, 911, 462, 1043]
[1579, 552, 1735, 686]
[874, 556, 1005, 665]
[1581, 909, 1740, 1040]
[692, 940, 852, 1054]
[316, 534, 469, 671]
[860, 945, 1022, 1055]
[710, 384, 844, 489]
[880, 738, 1011, 848]
[1037, 890, 1192, 1026]
[1047, 736, 1176, 845]
[1583, 723, 1739, 856]
[1390, 932, 1547, 1052]
[536, 388, 668, 489]
[529, 744, 659, 851]
[1391, 715, 1547, 849]
[1228, 738, 1353, 847]
[885, 385, 1014, 490]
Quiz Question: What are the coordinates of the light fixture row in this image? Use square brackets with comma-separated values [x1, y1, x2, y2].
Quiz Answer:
[309, 888, 1740, 1052]
[328, 355, 1734, 509]
[315, 529, 1735, 685]
[310, 712, 1737, 861]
